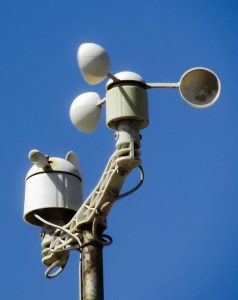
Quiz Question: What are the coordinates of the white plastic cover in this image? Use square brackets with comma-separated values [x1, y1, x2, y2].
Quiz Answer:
[106, 71, 145, 88]
[69, 92, 101, 133]
[24, 157, 83, 226]
[77, 43, 110, 85]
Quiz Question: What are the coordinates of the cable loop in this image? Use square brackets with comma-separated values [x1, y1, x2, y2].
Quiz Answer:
[100, 234, 113, 246]
[116, 165, 144, 200]
[45, 259, 67, 279]
[79, 234, 113, 249]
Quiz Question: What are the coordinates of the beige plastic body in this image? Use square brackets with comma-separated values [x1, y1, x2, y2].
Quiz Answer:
[106, 85, 149, 130]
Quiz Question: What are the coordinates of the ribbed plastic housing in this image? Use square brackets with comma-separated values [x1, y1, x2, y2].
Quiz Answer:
[106, 85, 149, 130]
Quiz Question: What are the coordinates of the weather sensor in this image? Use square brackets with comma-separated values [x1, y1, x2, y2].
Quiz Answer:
[70, 43, 220, 135]
[24, 42, 221, 299]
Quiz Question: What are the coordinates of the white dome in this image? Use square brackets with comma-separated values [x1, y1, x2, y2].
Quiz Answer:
[106, 71, 145, 88]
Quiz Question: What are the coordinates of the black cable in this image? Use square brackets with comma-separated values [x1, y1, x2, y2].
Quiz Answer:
[116, 165, 144, 200]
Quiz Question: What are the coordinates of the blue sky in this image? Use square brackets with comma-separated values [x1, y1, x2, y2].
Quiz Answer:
[0, 1, 238, 299]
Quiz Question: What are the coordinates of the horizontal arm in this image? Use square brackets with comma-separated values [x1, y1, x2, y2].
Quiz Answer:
[146, 82, 179, 89]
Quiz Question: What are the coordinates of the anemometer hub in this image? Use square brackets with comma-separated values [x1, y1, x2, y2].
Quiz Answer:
[106, 72, 149, 130]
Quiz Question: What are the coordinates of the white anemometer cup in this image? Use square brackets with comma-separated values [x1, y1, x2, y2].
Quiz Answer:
[69, 92, 101, 133]
[77, 43, 110, 85]
[179, 67, 221, 108]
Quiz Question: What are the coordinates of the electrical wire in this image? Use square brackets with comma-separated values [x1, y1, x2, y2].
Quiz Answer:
[116, 165, 144, 200]
[35, 165, 144, 279]
[34, 214, 82, 247]
[92, 216, 113, 246]
[45, 258, 68, 279]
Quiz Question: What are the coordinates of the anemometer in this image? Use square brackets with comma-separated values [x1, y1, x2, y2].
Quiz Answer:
[23, 42, 221, 299]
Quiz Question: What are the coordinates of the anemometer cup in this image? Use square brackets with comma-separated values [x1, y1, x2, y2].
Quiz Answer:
[77, 43, 110, 85]
[179, 67, 221, 108]
[69, 92, 101, 133]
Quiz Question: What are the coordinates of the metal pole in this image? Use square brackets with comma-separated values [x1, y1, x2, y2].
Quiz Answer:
[80, 229, 104, 300]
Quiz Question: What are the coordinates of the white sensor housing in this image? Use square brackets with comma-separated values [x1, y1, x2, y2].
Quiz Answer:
[24, 154, 83, 226]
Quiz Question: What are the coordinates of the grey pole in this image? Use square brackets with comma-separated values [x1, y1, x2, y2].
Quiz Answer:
[80, 229, 104, 300]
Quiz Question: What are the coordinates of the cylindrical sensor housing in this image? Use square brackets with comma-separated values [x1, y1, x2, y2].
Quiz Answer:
[106, 72, 149, 130]
[24, 157, 83, 226]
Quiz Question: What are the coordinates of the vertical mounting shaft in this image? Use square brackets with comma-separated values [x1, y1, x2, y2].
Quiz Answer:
[80, 229, 104, 300]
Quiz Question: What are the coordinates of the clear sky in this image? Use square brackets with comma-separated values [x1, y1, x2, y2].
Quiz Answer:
[0, 1, 237, 299]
